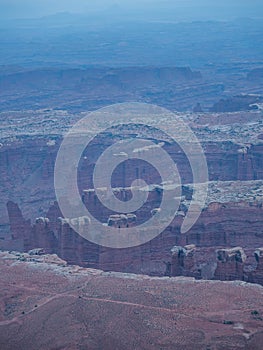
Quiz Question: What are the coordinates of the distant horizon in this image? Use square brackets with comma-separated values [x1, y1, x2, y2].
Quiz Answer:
[1, 0, 263, 21]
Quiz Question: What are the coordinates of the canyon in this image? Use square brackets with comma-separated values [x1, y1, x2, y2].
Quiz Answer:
[1, 108, 263, 285]
[1, 10, 263, 349]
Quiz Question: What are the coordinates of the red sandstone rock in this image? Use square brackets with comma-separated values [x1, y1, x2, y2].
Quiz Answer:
[1, 250, 263, 350]
[4, 199, 263, 284]
[248, 248, 263, 285]
[1, 135, 263, 232]
[214, 247, 246, 281]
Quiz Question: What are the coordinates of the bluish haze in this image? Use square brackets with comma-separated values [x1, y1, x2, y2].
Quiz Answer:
[0, 0, 262, 20]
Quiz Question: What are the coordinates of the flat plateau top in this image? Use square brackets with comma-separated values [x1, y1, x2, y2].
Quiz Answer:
[0, 109, 263, 146]
[0, 251, 263, 350]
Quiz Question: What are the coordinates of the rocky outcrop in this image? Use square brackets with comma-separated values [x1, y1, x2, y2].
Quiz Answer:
[5, 201, 57, 254]
[57, 218, 100, 268]
[170, 245, 263, 284]
[108, 214, 137, 228]
[171, 245, 196, 277]
[210, 94, 262, 112]
[193, 102, 203, 113]
[186, 201, 263, 248]
[214, 247, 246, 281]
[171, 245, 218, 280]
[30, 217, 58, 254]
[1, 114, 263, 282]
[1, 125, 263, 232]
[248, 248, 263, 285]
[4, 199, 263, 285]
[6, 201, 31, 250]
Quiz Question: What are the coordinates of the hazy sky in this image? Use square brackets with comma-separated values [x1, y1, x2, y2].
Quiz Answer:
[0, 0, 262, 20]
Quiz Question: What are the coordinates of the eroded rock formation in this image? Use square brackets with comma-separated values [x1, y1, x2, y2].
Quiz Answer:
[1, 111, 263, 284]
[210, 94, 263, 112]
[170, 244, 263, 285]
[248, 248, 263, 285]
[3, 197, 263, 285]
[214, 247, 246, 281]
